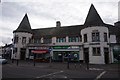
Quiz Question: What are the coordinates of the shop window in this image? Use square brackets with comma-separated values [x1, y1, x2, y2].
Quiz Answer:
[93, 47, 101, 56]
[84, 34, 87, 42]
[92, 32, 100, 42]
[104, 33, 108, 42]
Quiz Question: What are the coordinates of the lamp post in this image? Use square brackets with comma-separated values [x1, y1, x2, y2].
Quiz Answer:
[49, 47, 52, 67]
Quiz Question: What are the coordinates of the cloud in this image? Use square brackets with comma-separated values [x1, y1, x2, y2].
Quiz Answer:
[0, 0, 119, 46]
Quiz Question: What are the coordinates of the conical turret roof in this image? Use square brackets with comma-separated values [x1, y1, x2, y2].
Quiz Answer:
[13, 13, 32, 33]
[84, 4, 105, 27]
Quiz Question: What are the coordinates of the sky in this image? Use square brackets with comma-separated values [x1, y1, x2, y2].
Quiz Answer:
[0, 0, 119, 46]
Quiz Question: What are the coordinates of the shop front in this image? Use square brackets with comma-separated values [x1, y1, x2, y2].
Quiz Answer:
[52, 46, 80, 62]
[32, 50, 50, 62]
[28, 46, 50, 62]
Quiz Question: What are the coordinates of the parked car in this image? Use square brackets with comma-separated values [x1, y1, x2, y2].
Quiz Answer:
[0, 56, 7, 64]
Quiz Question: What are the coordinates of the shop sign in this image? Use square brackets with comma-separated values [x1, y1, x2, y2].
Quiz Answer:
[28, 47, 49, 50]
[53, 46, 79, 49]
[53, 46, 70, 49]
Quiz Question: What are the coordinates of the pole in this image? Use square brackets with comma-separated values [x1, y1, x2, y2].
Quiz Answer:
[12, 59, 14, 63]
[67, 58, 69, 69]
[86, 62, 89, 70]
[67, 54, 70, 69]
[16, 59, 19, 66]
[33, 54, 36, 66]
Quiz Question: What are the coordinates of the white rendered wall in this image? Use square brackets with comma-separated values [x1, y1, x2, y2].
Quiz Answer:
[110, 35, 116, 43]
[81, 26, 110, 64]
[13, 32, 32, 59]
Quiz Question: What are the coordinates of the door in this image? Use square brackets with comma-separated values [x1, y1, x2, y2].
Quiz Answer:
[84, 48, 89, 63]
[20, 48, 26, 60]
[104, 48, 109, 64]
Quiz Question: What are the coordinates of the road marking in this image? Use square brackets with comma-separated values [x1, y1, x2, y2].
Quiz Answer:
[36, 70, 64, 78]
[95, 71, 106, 80]
[89, 68, 104, 70]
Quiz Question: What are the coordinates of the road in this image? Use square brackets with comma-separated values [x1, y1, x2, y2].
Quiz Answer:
[1, 60, 120, 80]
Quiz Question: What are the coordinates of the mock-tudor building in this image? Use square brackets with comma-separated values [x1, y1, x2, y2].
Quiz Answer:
[11, 4, 120, 64]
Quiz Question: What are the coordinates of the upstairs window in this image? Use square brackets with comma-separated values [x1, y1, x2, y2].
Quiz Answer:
[104, 33, 108, 42]
[93, 47, 101, 56]
[22, 37, 26, 44]
[43, 37, 52, 44]
[68, 36, 80, 42]
[14, 36, 19, 43]
[92, 32, 100, 42]
[33, 38, 41, 44]
[84, 34, 87, 42]
[56, 37, 66, 43]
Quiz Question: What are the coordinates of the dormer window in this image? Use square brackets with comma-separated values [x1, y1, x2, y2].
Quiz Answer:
[56, 37, 66, 43]
[69, 36, 80, 42]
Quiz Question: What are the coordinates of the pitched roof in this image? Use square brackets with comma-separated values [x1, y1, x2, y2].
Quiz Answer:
[13, 14, 32, 33]
[32, 25, 84, 38]
[84, 4, 105, 27]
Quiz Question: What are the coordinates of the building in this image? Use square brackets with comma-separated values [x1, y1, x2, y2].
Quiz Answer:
[0, 44, 13, 59]
[11, 4, 120, 64]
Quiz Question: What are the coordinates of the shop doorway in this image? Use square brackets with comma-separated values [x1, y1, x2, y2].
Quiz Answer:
[53, 51, 79, 62]
[20, 48, 26, 60]
[84, 48, 89, 63]
[104, 48, 109, 64]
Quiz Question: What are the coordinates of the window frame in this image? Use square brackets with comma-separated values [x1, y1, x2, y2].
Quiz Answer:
[84, 34, 87, 42]
[92, 47, 101, 56]
[104, 33, 108, 42]
[92, 32, 100, 42]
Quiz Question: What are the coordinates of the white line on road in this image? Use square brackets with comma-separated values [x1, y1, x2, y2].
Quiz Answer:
[36, 70, 64, 78]
[95, 71, 106, 80]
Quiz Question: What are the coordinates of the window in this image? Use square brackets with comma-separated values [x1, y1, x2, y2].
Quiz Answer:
[14, 36, 19, 43]
[84, 34, 87, 42]
[93, 47, 101, 56]
[13, 48, 17, 54]
[92, 32, 100, 42]
[22, 37, 26, 44]
[56, 37, 66, 43]
[80, 35, 82, 42]
[33, 38, 41, 43]
[43, 37, 52, 44]
[68, 36, 80, 42]
[104, 33, 108, 42]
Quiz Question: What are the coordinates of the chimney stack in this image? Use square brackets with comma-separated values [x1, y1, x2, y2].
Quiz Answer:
[114, 21, 120, 27]
[56, 21, 61, 27]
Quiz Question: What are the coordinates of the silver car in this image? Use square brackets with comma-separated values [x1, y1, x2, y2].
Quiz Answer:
[0, 56, 7, 64]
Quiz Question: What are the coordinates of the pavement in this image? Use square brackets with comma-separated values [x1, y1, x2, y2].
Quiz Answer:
[1, 60, 120, 80]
